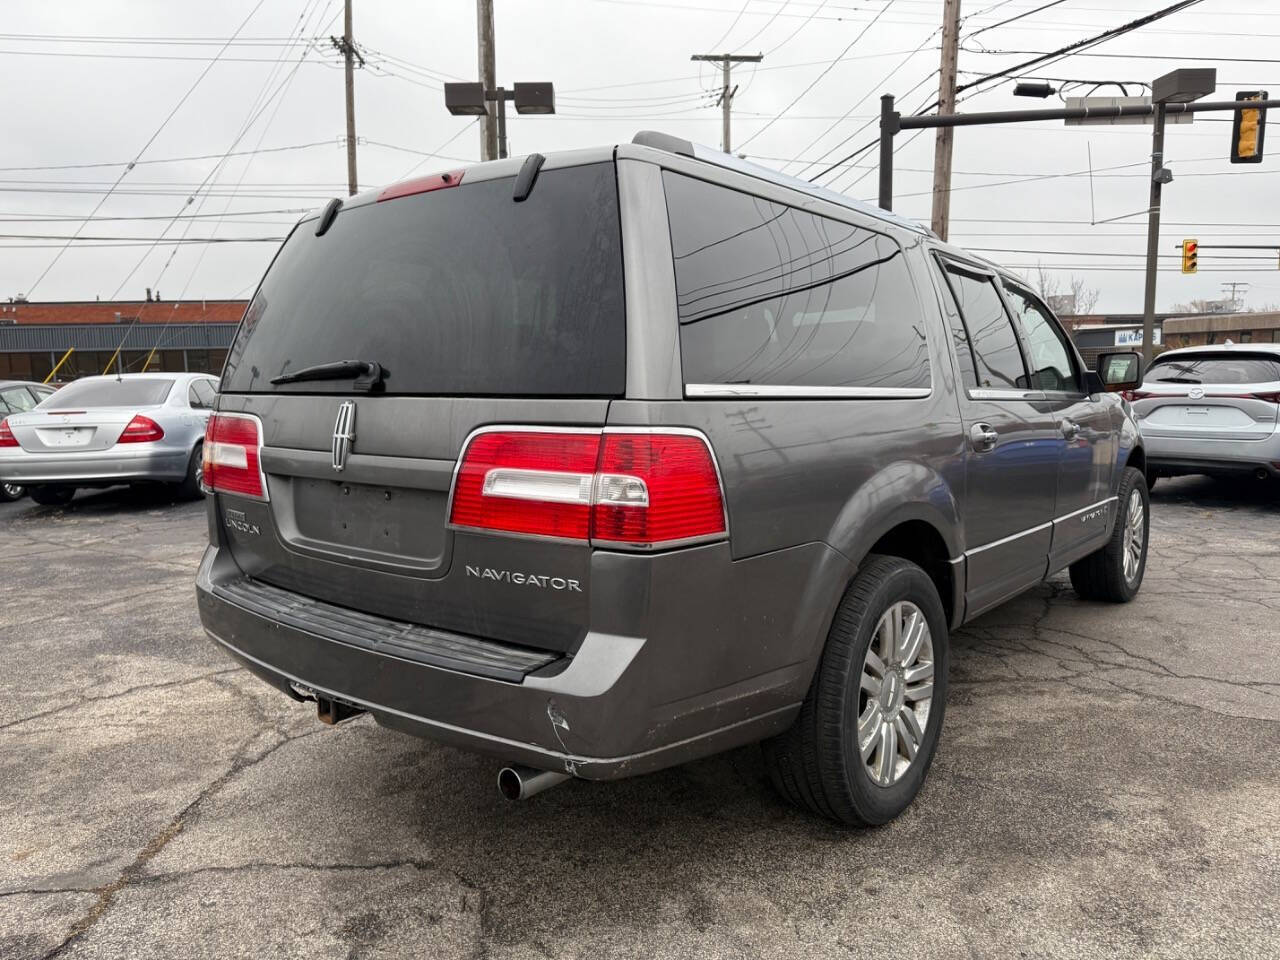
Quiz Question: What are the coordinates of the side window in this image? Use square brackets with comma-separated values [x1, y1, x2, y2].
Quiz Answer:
[29, 386, 53, 406]
[662, 171, 930, 392]
[0, 387, 36, 413]
[188, 380, 216, 409]
[932, 262, 979, 393]
[1004, 285, 1080, 393]
[941, 265, 1028, 390]
[199, 380, 217, 407]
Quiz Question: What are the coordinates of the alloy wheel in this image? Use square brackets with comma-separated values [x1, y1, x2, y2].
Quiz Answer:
[857, 600, 934, 787]
[1123, 487, 1145, 584]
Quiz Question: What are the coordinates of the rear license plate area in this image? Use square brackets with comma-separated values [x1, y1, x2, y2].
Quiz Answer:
[36, 427, 95, 447]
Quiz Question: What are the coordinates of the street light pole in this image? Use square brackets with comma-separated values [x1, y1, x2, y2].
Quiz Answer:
[1139, 102, 1167, 369]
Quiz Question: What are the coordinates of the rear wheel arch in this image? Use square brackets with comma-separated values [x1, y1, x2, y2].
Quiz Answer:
[825, 464, 963, 630]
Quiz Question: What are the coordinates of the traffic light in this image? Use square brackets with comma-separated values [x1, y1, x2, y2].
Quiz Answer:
[1231, 90, 1267, 164]
[1181, 239, 1198, 274]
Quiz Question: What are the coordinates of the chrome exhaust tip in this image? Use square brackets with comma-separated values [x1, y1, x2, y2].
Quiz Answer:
[497, 764, 570, 801]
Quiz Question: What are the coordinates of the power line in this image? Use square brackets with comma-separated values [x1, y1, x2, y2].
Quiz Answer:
[738, 0, 898, 150]
[22, 0, 270, 299]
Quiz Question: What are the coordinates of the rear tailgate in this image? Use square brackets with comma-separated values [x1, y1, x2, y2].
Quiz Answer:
[211, 157, 625, 655]
[1135, 354, 1280, 441]
[8, 406, 154, 453]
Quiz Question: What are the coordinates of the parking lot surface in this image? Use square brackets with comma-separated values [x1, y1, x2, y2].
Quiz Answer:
[1, 478, 1278, 959]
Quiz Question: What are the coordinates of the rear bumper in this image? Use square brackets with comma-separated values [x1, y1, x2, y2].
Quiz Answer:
[1144, 430, 1280, 476]
[0, 445, 188, 485]
[196, 538, 851, 779]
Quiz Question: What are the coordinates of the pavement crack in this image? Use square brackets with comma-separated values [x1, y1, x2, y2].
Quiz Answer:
[0, 668, 242, 732]
[37, 725, 322, 959]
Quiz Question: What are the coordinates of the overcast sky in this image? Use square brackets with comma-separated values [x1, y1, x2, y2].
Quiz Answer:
[2, 0, 1278, 312]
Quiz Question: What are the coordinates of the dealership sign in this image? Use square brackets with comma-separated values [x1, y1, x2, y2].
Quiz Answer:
[1114, 327, 1162, 346]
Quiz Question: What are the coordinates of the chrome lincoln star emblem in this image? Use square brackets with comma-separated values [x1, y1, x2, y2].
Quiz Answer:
[331, 400, 356, 472]
[1188, 386, 1205, 400]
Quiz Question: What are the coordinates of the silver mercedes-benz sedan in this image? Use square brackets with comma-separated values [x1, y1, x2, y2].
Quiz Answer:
[0, 372, 218, 505]
[1131, 344, 1280, 487]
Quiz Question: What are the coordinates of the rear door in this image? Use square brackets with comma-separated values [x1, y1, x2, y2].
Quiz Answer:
[933, 257, 1060, 618]
[1136, 353, 1280, 441]
[212, 158, 627, 655]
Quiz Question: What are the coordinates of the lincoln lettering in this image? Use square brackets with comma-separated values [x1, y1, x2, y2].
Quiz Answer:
[465, 565, 582, 592]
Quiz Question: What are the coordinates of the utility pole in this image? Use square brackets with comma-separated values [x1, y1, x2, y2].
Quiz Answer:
[1221, 281, 1249, 310]
[477, 0, 499, 162]
[330, 0, 364, 196]
[1139, 102, 1168, 368]
[930, 0, 961, 241]
[690, 53, 763, 153]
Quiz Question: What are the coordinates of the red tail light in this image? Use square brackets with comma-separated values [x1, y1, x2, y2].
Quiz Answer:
[202, 413, 267, 500]
[117, 414, 165, 443]
[0, 418, 17, 448]
[1251, 391, 1280, 404]
[1124, 390, 1153, 402]
[592, 432, 727, 547]
[448, 427, 728, 550]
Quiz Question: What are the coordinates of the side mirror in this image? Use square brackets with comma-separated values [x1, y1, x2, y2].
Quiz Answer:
[1096, 351, 1142, 392]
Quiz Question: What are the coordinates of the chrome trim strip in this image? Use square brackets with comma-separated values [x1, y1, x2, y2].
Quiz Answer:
[967, 388, 1047, 402]
[966, 521, 1052, 557]
[964, 497, 1120, 558]
[1054, 496, 1118, 524]
[686, 384, 931, 399]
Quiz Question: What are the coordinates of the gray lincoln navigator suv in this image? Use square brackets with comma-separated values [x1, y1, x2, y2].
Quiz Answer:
[195, 133, 1148, 825]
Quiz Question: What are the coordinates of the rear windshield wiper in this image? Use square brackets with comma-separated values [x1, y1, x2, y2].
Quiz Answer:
[1153, 376, 1201, 384]
[270, 359, 387, 391]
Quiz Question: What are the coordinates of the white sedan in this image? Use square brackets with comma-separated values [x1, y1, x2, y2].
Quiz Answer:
[0, 372, 218, 505]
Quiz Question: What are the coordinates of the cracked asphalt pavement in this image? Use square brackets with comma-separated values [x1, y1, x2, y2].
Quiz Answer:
[1, 477, 1278, 959]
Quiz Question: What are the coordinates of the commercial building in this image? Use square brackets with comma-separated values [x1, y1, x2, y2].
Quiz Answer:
[0, 297, 245, 383]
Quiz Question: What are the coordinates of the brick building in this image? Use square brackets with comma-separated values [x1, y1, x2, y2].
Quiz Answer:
[0, 297, 245, 383]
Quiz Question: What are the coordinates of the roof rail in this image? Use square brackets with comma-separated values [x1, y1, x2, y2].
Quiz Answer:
[630, 131, 932, 237]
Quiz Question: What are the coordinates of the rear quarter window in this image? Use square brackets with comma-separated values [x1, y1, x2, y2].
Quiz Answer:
[663, 171, 930, 393]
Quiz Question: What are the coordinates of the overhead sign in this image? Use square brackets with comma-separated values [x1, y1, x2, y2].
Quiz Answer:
[1064, 96, 1194, 126]
[1115, 328, 1163, 347]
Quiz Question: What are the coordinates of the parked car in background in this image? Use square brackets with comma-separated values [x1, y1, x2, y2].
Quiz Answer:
[0, 379, 56, 501]
[1131, 344, 1280, 487]
[195, 134, 1149, 826]
[0, 372, 217, 504]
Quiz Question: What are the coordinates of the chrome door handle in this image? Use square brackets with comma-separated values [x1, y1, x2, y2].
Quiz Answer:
[970, 423, 999, 452]
[1060, 419, 1079, 440]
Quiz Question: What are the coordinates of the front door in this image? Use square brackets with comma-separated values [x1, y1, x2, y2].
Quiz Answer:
[1002, 282, 1116, 568]
[933, 257, 1061, 619]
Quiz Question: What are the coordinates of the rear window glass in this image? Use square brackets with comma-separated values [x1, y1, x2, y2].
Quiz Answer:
[1146, 355, 1280, 385]
[222, 162, 625, 396]
[46, 378, 174, 408]
[662, 172, 929, 392]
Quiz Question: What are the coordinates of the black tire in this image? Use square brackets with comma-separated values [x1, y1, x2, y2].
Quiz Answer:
[1069, 465, 1149, 603]
[175, 443, 204, 500]
[0, 482, 24, 502]
[27, 485, 75, 506]
[762, 555, 949, 826]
